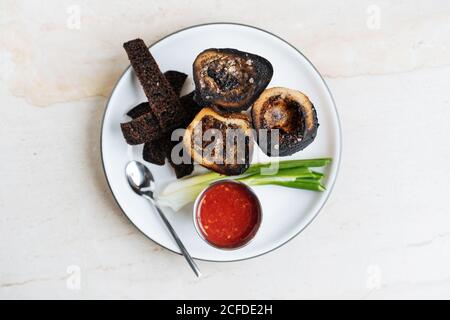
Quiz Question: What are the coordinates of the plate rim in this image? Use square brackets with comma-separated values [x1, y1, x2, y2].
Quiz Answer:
[100, 22, 343, 263]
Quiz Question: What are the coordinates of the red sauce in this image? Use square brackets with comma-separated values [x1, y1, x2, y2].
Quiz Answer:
[196, 181, 261, 249]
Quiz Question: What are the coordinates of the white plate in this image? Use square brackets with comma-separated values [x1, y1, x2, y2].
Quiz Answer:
[101, 23, 342, 262]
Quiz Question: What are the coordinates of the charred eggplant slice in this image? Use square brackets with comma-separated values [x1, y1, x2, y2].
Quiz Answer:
[252, 87, 319, 156]
[184, 108, 253, 175]
[193, 49, 273, 111]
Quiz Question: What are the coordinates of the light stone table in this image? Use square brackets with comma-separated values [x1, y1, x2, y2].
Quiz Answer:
[1, 0, 449, 299]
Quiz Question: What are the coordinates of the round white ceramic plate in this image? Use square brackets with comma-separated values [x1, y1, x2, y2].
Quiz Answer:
[101, 23, 341, 262]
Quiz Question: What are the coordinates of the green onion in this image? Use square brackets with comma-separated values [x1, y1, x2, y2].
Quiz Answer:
[155, 158, 332, 211]
[247, 158, 332, 173]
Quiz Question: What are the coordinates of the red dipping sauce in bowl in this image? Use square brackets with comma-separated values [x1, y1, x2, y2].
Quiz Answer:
[194, 180, 262, 249]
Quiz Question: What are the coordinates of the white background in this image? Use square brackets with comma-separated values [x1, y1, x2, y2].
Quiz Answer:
[1, 0, 449, 299]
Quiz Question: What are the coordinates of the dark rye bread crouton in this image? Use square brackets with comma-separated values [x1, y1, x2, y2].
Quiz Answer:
[126, 70, 187, 119]
[167, 137, 194, 178]
[126, 102, 149, 119]
[141, 92, 201, 173]
[120, 112, 160, 145]
[171, 160, 194, 178]
[123, 39, 183, 130]
[179, 91, 203, 126]
[165, 92, 200, 177]
[123, 70, 188, 155]
[163, 70, 187, 96]
[128, 92, 201, 124]
[130, 72, 188, 166]
[142, 141, 167, 166]
[142, 128, 195, 178]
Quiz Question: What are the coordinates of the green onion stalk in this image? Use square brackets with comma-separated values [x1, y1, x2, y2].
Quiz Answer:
[155, 158, 331, 211]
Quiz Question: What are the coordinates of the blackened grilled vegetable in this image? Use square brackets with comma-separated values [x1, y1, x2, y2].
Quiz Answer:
[193, 48, 273, 111]
[184, 108, 253, 175]
[251, 87, 318, 156]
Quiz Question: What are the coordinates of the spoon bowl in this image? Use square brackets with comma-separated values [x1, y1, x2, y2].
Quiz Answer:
[125, 161, 201, 277]
[125, 161, 155, 196]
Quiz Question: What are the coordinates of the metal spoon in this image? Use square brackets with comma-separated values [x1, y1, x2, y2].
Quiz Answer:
[125, 160, 201, 278]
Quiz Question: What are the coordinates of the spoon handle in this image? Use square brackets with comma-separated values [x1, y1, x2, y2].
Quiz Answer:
[145, 195, 202, 278]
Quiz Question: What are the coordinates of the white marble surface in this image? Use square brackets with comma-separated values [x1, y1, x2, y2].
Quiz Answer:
[1, 0, 450, 299]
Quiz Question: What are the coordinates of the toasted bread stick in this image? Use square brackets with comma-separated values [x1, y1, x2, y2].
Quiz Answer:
[123, 39, 184, 130]
[120, 112, 160, 145]
[126, 70, 187, 119]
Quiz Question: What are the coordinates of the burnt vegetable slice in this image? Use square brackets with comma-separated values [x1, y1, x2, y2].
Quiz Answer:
[251, 87, 319, 157]
[184, 108, 253, 175]
[193, 48, 273, 111]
